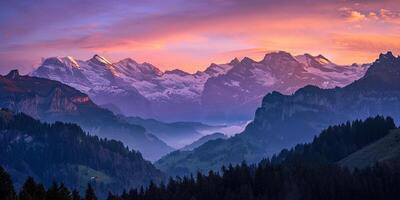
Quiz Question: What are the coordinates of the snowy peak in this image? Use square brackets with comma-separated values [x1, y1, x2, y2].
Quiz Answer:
[229, 58, 240, 65]
[295, 53, 334, 68]
[114, 58, 163, 77]
[315, 54, 332, 65]
[241, 57, 256, 65]
[165, 69, 191, 76]
[5, 69, 20, 79]
[120, 57, 138, 65]
[89, 54, 112, 65]
[262, 51, 296, 63]
[204, 63, 234, 77]
[42, 56, 80, 69]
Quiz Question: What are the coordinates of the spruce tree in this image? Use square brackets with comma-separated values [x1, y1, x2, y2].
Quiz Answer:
[46, 182, 60, 200]
[72, 190, 81, 200]
[0, 166, 16, 200]
[45, 182, 71, 200]
[19, 177, 46, 200]
[84, 184, 97, 200]
[57, 183, 72, 200]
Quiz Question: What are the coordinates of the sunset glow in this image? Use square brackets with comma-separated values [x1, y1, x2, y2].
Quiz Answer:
[1, 0, 399, 74]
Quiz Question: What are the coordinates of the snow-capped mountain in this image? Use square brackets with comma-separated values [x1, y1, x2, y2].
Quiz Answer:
[200, 51, 369, 120]
[32, 54, 233, 120]
[31, 51, 369, 121]
[32, 55, 152, 118]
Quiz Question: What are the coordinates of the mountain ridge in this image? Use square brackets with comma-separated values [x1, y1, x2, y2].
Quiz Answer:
[31, 51, 369, 121]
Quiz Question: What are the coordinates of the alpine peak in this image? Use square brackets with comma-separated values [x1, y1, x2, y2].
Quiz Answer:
[378, 51, 396, 62]
[262, 51, 295, 63]
[5, 69, 20, 79]
[241, 57, 256, 64]
[229, 57, 240, 65]
[90, 54, 112, 65]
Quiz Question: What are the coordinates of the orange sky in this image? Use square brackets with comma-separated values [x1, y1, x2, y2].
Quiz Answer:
[0, 0, 399, 73]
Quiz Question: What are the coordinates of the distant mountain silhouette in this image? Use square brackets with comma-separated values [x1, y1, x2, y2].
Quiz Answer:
[121, 116, 223, 149]
[181, 132, 228, 151]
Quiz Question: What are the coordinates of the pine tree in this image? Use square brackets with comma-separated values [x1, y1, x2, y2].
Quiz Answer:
[106, 192, 119, 200]
[72, 190, 81, 200]
[19, 177, 46, 200]
[84, 184, 97, 200]
[57, 183, 72, 200]
[0, 166, 16, 200]
[46, 182, 60, 200]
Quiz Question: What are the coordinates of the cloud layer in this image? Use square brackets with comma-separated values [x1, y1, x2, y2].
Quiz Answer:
[0, 0, 399, 74]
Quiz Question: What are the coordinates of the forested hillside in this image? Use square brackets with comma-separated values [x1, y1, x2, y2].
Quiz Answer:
[0, 109, 165, 198]
[270, 116, 396, 165]
[1, 115, 400, 200]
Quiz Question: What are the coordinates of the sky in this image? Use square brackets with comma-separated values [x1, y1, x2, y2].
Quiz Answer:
[0, 0, 400, 74]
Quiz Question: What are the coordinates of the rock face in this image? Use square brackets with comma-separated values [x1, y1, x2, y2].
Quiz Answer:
[31, 52, 368, 121]
[156, 52, 400, 176]
[0, 70, 173, 161]
[247, 52, 400, 142]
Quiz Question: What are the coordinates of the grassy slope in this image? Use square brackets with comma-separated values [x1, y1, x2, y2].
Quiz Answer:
[339, 129, 400, 169]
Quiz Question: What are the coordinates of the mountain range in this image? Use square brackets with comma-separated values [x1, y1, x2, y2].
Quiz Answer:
[1, 50, 399, 198]
[31, 52, 369, 122]
[155, 52, 400, 176]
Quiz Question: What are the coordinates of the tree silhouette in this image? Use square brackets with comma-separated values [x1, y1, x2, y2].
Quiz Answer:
[84, 184, 97, 200]
[0, 166, 16, 200]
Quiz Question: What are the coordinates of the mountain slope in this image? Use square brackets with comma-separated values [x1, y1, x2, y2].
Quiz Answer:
[270, 116, 396, 165]
[0, 70, 173, 161]
[156, 52, 400, 176]
[181, 132, 228, 151]
[0, 109, 165, 197]
[339, 129, 400, 169]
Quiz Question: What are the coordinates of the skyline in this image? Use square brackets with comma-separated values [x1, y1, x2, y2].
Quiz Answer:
[1, 0, 400, 74]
